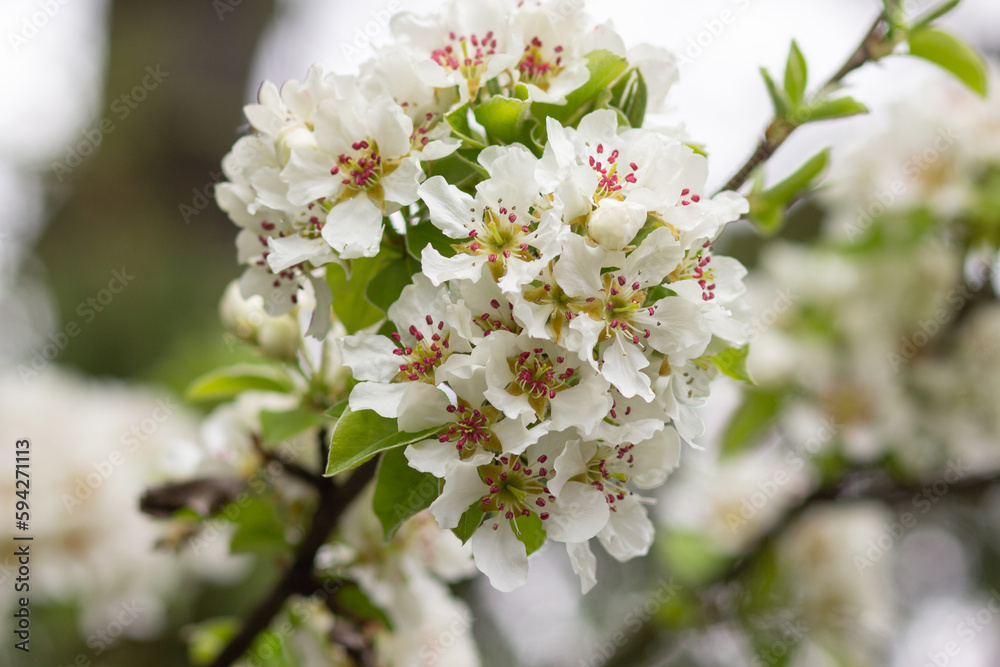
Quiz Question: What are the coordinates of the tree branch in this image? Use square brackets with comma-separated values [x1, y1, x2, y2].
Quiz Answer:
[717, 13, 891, 195]
[209, 459, 377, 667]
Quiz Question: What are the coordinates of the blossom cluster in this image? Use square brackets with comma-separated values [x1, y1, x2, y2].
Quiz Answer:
[215, 0, 751, 592]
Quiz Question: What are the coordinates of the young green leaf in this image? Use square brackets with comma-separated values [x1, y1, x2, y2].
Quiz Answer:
[372, 448, 442, 540]
[762, 148, 830, 205]
[259, 407, 330, 447]
[795, 96, 869, 124]
[760, 67, 792, 119]
[325, 408, 439, 477]
[452, 504, 486, 544]
[473, 96, 532, 145]
[186, 364, 296, 402]
[514, 512, 546, 555]
[908, 27, 988, 97]
[326, 257, 387, 333]
[783, 40, 809, 105]
[712, 345, 755, 384]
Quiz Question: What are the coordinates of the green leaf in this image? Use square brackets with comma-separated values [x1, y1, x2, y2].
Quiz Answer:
[229, 495, 288, 555]
[445, 103, 487, 149]
[760, 67, 791, 118]
[783, 40, 808, 105]
[325, 408, 439, 477]
[452, 504, 485, 544]
[334, 582, 392, 628]
[908, 27, 988, 96]
[608, 68, 648, 128]
[474, 96, 533, 145]
[326, 257, 387, 334]
[406, 221, 455, 260]
[912, 0, 962, 31]
[260, 407, 330, 447]
[764, 148, 829, 204]
[366, 252, 418, 313]
[794, 96, 869, 124]
[325, 399, 348, 421]
[186, 364, 296, 402]
[514, 512, 546, 555]
[712, 345, 755, 384]
[372, 448, 441, 540]
[658, 530, 730, 586]
[721, 389, 783, 458]
[531, 49, 629, 126]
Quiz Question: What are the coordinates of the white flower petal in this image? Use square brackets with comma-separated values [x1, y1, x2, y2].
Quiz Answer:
[566, 542, 598, 594]
[323, 195, 384, 259]
[544, 481, 610, 543]
[598, 495, 655, 561]
[430, 464, 486, 529]
[472, 522, 529, 592]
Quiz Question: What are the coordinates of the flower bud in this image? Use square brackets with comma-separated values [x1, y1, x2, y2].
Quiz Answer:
[257, 318, 301, 361]
[219, 280, 264, 342]
[586, 199, 648, 250]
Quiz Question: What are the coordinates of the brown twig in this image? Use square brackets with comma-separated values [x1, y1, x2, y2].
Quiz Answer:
[209, 459, 377, 667]
[717, 13, 891, 195]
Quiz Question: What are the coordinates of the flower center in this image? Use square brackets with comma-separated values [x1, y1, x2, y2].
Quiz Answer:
[390, 317, 451, 382]
[582, 443, 635, 505]
[330, 139, 382, 191]
[479, 454, 554, 527]
[670, 240, 717, 301]
[437, 402, 500, 457]
[477, 297, 522, 337]
[582, 272, 652, 345]
[507, 348, 578, 419]
[432, 31, 498, 87]
[517, 37, 564, 89]
[457, 199, 538, 280]
[588, 144, 639, 201]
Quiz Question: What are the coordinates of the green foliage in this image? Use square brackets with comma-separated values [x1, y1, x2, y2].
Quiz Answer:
[908, 27, 988, 96]
[514, 512, 546, 555]
[748, 149, 830, 235]
[366, 251, 419, 313]
[445, 103, 487, 149]
[531, 49, 629, 127]
[334, 582, 392, 629]
[474, 96, 533, 145]
[260, 406, 330, 447]
[607, 67, 648, 128]
[372, 448, 441, 540]
[452, 504, 486, 544]
[721, 388, 784, 458]
[406, 220, 456, 260]
[186, 363, 296, 402]
[658, 530, 730, 586]
[326, 258, 389, 333]
[325, 408, 440, 477]
[793, 96, 869, 124]
[229, 495, 288, 555]
[187, 618, 238, 666]
[760, 67, 792, 119]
